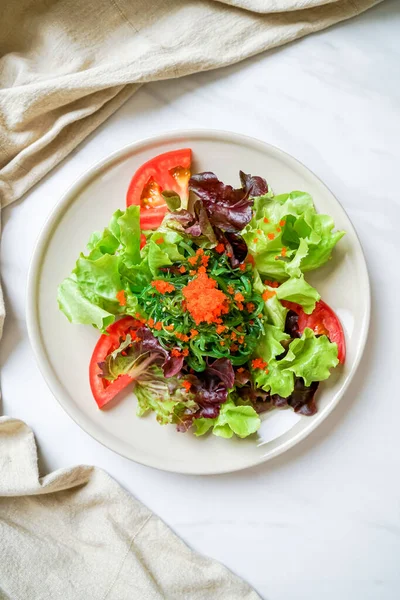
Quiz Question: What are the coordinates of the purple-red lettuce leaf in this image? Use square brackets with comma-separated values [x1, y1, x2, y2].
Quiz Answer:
[271, 378, 319, 416]
[186, 358, 235, 420]
[239, 377, 319, 416]
[189, 171, 268, 233]
[99, 326, 183, 382]
[164, 200, 217, 245]
[217, 230, 248, 267]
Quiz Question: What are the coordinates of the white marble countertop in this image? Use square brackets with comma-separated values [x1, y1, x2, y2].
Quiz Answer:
[1, 1, 399, 598]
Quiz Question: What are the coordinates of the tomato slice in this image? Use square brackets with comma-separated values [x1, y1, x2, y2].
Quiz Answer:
[89, 316, 142, 409]
[282, 299, 346, 364]
[126, 148, 192, 230]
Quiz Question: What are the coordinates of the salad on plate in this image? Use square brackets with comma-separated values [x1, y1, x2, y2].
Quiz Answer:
[58, 148, 345, 440]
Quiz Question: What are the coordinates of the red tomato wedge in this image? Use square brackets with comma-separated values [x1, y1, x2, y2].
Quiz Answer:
[282, 299, 346, 364]
[126, 148, 192, 231]
[89, 316, 142, 409]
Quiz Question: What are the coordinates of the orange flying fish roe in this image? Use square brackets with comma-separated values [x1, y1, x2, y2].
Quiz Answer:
[253, 238, 258, 244]
[276, 226, 281, 233]
[188, 256, 198, 266]
[257, 229, 262, 235]
[230, 343, 239, 352]
[257, 313, 263, 319]
[154, 322, 162, 331]
[220, 341, 225, 346]
[237, 367, 245, 373]
[155, 237, 164, 245]
[215, 243, 225, 254]
[189, 270, 197, 276]
[263, 217, 269, 224]
[230, 331, 237, 341]
[216, 324, 226, 334]
[196, 248, 204, 256]
[251, 358, 267, 370]
[226, 251, 232, 258]
[197, 266, 206, 274]
[201, 254, 209, 267]
[171, 348, 182, 358]
[190, 329, 199, 338]
[267, 233, 275, 240]
[239, 263, 246, 271]
[246, 302, 255, 313]
[182, 348, 189, 357]
[165, 324, 174, 331]
[116, 290, 127, 306]
[151, 280, 175, 294]
[147, 318, 155, 328]
[182, 273, 229, 325]
[179, 265, 186, 274]
[234, 292, 245, 310]
[281, 247, 287, 257]
[175, 332, 190, 342]
[227, 285, 235, 295]
[238, 336, 245, 345]
[264, 280, 279, 288]
[262, 289, 277, 302]
[279, 219, 286, 227]
[182, 380, 191, 392]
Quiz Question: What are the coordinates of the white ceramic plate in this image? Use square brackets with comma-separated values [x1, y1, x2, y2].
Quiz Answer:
[27, 130, 370, 474]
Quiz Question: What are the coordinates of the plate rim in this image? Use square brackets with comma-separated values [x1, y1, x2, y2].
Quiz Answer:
[26, 128, 371, 475]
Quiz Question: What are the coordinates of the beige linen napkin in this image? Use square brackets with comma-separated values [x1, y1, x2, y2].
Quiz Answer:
[0, 0, 381, 206]
[0, 1, 381, 598]
[0, 417, 260, 599]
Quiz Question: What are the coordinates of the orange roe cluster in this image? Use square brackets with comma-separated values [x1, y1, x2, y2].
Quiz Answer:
[116, 290, 127, 306]
[252, 358, 268, 370]
[187, 248, 210, 272]
[182, 272, 229, 325]
[234, 292, 245, 310]
[262, 289, 276, 302]
[151, 280, 175, 294]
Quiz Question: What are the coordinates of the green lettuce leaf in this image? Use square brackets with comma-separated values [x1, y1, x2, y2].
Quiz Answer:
[193, 399, 261, 439]
[146, 231, 185, 276]
[275, 275, 320, 314]
[57, 277, 116, 330]
[252, 327, 339, 397]
[255, 269, 319, 323]
[278, 327, 339, 386]
[58, 205, 144, 331]
[73, 253, 122, 302]
[86, 228, 119, 260]
[118, 205, 141, 266]
[243, 191, 344, 280]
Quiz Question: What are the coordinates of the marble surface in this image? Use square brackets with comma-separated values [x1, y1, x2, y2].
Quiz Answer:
[1, 1, 400, 598]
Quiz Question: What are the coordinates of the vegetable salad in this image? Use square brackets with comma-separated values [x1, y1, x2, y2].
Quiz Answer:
[58, 149, 345, 440]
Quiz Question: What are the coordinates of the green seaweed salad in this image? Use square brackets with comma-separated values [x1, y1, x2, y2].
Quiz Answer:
[58, 166, 345, 440]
